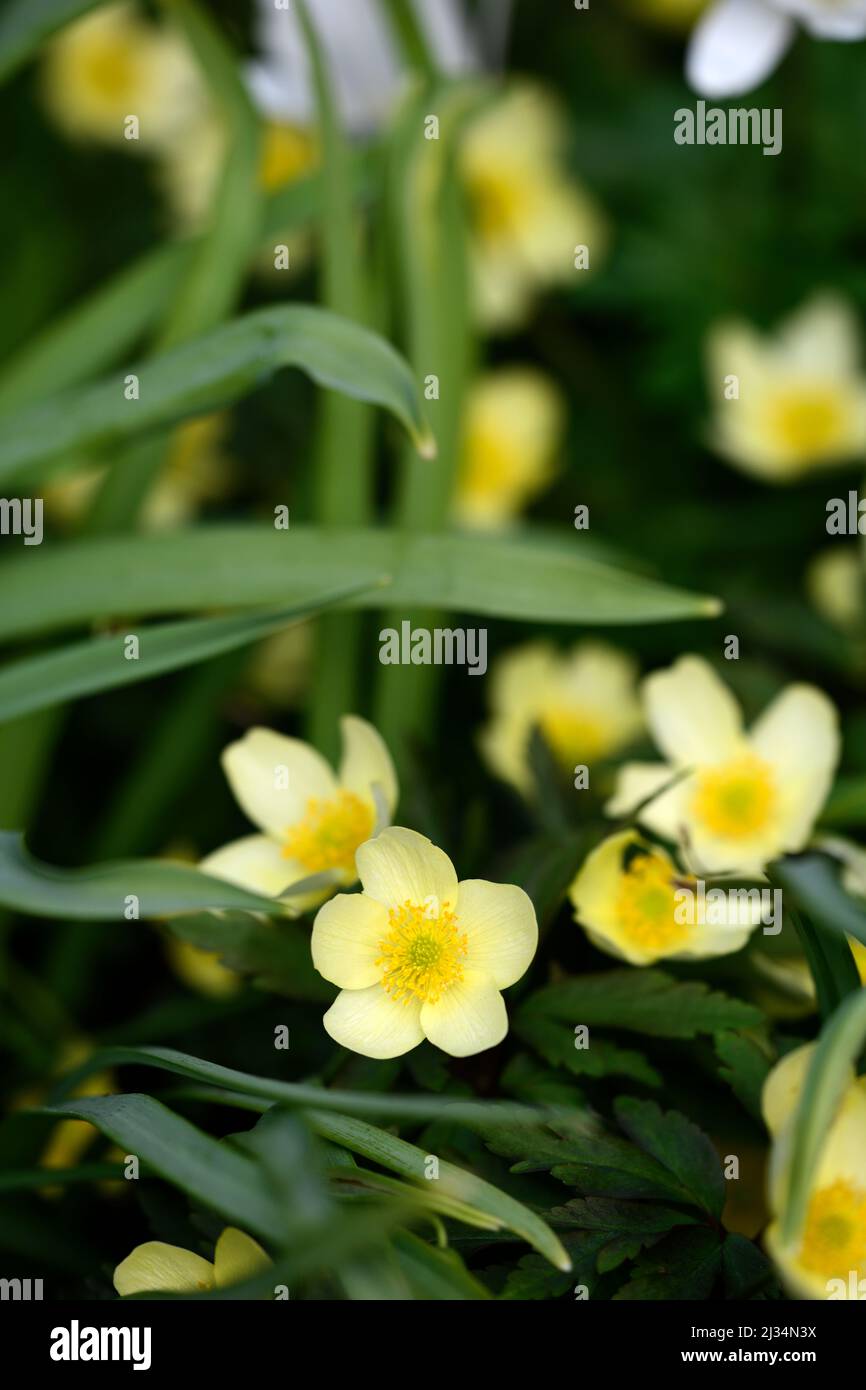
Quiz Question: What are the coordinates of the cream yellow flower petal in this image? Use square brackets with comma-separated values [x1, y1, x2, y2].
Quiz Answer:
[762, 1043, 819, 1137]
[778, 295, 862, 377]
[213, 1228, 271, 1289]
[323, 983, 424, 1059]
[337, 715, 398, 817]
[114, 1242, 214, 1297]
[605, 762, 681, 818]
[311, 892, 389, 989]
[222, 727, 337, 838]
[569, 830, 640, 943]
[420, 969, 507, 1057]
[456, 879, 538, 988]
[356, 827, 458, 913]
[644, 655, 743, 767]
[199, 834, 300, 896]
[749, 686, 840, 852]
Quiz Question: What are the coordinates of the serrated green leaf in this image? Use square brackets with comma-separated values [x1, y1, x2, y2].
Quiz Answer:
[520, 970, 761, 1039]
[614, 1097, 725, 1218]
[721, 1233, 780, 1300]
[613, 1227, 722, 1301]
[715, 1031, 774, 1121]
[516, 1012, 661, 1087]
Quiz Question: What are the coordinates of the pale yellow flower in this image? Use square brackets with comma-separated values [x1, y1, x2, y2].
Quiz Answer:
[114, 1227, 270, 1297]
[706, 294, 866, 480]
[202, 717, 397, 911]
[569, 829, 762, 966]
[481, 641, 642, 797]
[806, 548, 865, 632]
[607, 655, 840, 876]
[40, 1, 203, 151]
[43, 413, 233, 532]
[166, 938, 241, 999]
[459, 84, 606, 332]
[453, 368, 565, 530]
[763, 1045, 866, 1299]
[312, 826, 537, 1059]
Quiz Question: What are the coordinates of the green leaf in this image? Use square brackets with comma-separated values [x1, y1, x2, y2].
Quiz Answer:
[613, 1097, 725, 1219]
[714, 1031, 774, 1121]
[0, 0, 101, 82]
[519, 970, 761, 1039]
[613, 1227, 722, 1300]
[165, 911, 333, 1001]
[390, 1230, 492, 1300]
[770, 851, 866, 956]
[516, 1013, 661, 1087]
[550, 1196, 699, 1274]
[39, 1093, 284, 1242]
[721, 1233, 779, 1300]
[0, 583, 377, 723]
[0, 305, 434, 487]
[0, 527, 720, 645]
[0, 832, 290, 919]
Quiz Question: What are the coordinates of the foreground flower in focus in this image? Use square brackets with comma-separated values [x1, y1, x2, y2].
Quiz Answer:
[202, 716, 397, 909]
[763, 1045, 866, 1299]
[687, 0, 866, 98]
[114, 1228, 270, 1297]
[481, 642, 642, 797]
[607, 655, 839, 876]
[453, 368, 565, 529]
[312, 827, 537, 1058]
[569, 829, 763, 966]
[40, 1, 203, 150]
[706, 295, 866, 480]
[459, 84, 606, 332]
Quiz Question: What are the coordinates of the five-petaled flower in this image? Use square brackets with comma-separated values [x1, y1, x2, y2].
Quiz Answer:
[311, 826, 538, 1058]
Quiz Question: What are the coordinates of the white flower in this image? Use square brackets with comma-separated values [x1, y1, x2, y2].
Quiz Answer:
[247, 0, 478, 137]
[687, 0, 866, 98]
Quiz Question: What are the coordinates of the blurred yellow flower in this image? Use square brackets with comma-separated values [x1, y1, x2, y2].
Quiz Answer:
[706, 295, 866, 480]
[459, 84, 606, 332]
[13, 1040, 113, 1185]
[166, 937, 241, 999]
[245, 623, 314, 710]
[481, 641, 642, 797]
[453, 368, 565, 530]
[312, 826, 537, 1059]
[203, 716, 397, 910]
[763, 1045, 866, 1299]
[114, 1227, 270, 1297]
[806, 547, 864, 632]
[608, 655, 840, 876]
[569, 829, 762, 966]
[626, 0, 709, 30]
[44, 413, 233, 532]
[40, 1, 203, 151]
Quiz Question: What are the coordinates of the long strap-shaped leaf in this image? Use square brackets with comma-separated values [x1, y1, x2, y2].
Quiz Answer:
[0, 525, 721, 643]
[0, 305, 434, 486]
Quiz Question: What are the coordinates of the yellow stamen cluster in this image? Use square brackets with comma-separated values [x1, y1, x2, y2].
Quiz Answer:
[615, 852, 691, 952]
[377, 900, 468, 1005]
[798, 1179, 866, 1281]
[766, 388, 847, 462]
[540, 706, 607, 767]
[259, 124, 317, 194]
[467, 168, 524, 240]
[691, 753, 776, 840]
[282, 791, 374, 874]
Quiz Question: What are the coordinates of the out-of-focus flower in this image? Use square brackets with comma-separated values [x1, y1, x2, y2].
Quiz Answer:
[44, 413, 233, 532]
[453, 368, 565, 530]
[15, 1040, 114, 1182]
[481, 642, 642, 797]
[607, 655, 839, 876]
[569, 829, 763, 965]
[40, 1, 203, 150]
[687, 0, 866, 99]
[202, 717, 397, 911]
[706, 296, 866, 480]
[628, 0, 710, 31]
[166, 938, 241, 999]
[806, 548, 865, 632]
[245, 624, 314, 711]
[114, 1228, 270, 1297]
[311, 826, 537, 1059]
[763, 1044, 866, 1299]
[459, 84, 606, 332]
[246, 0, 477, 137]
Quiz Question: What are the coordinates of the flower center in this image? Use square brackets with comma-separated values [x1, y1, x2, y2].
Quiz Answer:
[539, 706, 608, 767]
[615, 852, 692, 952]
[467, 168, 524, 241]
[377, 900, 468, 1005]
[691, 754, 776, 840]
[259, 122, 318, 193]
[83, 39, 139, 103]
[766, 387, 847, 462]
[282, 791, 374, 874]
[799, 1179, 866, 1282]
